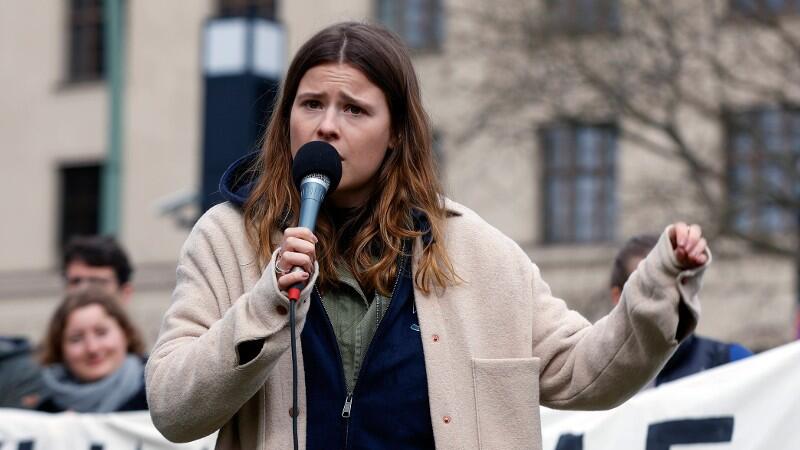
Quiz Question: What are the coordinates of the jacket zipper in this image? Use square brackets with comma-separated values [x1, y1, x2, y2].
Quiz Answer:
[317, 247, 407, 448]
[314, 286, 352, 445]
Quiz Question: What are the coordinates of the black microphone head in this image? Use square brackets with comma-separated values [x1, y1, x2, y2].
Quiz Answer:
[291, 141, 343, 193]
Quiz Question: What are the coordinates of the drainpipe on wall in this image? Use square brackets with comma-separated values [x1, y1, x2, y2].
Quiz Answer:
[101, 0, 124, 236]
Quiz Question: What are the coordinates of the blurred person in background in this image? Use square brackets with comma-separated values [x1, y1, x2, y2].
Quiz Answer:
[0, 235, 136, 409]
[0, 336, 46, 408]
[63, 235, 135, 304]
[35, 287, 147, 413]
[611, 234, 752, 387]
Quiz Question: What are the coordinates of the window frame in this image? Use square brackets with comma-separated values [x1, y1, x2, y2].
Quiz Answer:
[539, 120, 618, 244]
[725, 106, 800, 235]
[218, 0, 276, 19]
[375, 0, 445, 52]
[543, 0, 622, 36]
[66, 0, 105, 83]
[59, 161, 103, 250]
[729, 0, 800, 18]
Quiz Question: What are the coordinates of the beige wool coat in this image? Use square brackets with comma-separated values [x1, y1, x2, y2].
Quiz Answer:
[146, 199, 707, 450]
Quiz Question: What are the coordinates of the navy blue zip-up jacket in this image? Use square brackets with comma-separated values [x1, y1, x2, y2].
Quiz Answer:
[219, 153, 435, 449]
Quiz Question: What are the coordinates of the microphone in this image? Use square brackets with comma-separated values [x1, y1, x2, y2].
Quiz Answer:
[287, 142, 342, 449]
[286, 141, 342, 301]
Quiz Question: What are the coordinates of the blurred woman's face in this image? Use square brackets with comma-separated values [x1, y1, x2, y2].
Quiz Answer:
[290, 63, 392, 207]
[62, 304, 128, 382]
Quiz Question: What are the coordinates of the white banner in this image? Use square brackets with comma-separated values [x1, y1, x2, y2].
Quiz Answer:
[0, 409, 217, 450]
[541, 340, 800, 450]
[2, 342, 798, 449]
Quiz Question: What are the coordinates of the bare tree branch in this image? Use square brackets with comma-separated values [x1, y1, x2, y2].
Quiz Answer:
[452, 0, 798, 260]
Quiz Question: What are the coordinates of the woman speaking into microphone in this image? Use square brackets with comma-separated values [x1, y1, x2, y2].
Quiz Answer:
[146, 22, 710, 450]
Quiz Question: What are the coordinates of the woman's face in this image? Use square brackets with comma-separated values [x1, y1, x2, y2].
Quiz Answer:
[290, 63, 393, 207]
[61, 304, 128, 382]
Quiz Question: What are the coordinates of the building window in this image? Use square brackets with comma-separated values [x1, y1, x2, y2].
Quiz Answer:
[68, 0, 105, 82]
[727, 107, 800, 234]
[730, 0, 800, 17]
[540, 122, 617, 243]
[376, 0, 444, 51]
[218, 0, 276, 19]
[59, 163, 102, 249]
[545, 0, 621, 35]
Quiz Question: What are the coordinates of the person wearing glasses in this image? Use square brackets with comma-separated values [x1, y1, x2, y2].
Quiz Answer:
[62, 235, 135, 304]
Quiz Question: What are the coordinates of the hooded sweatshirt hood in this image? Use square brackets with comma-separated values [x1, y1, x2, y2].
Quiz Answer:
[219, 151, 260, 207]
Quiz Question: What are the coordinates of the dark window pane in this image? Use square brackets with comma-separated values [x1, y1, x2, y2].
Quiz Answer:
[546, 177, 570, 242]
[761, 109, 783, 153]
[59, 163, 102, 249]
[764, 163, 785, 193]
[541, 121, 617, 243]
[69, 24, 82, 79]
[547, 0, 621, 35]
[576, 127, 601, 169]
[730, 0, 800, 16]
[605, 173, 617, 237]
[790, 115, 800, 150]
[731, 165, 753, 193]
[67, 0, 104, 81]
[376, 0, 443, 50]
[548, 125, 571, 170]
[575, 175, 596, 241]
[761, 204, 784, 231]
[732, 132, 753, 159]
[604, 131, 616, 167]
[767, 0, 784, 9]
[731, 0, 759, 14]
[727, 107, 800, 234]
[218, 0, 276, 19]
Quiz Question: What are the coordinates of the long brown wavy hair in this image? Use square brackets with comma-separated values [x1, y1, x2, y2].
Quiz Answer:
[39, 287, 145, 366]
[242, 22, 458, 296]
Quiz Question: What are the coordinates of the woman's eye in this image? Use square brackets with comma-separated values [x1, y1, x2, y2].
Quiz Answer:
[304, 100, 322, 110]
[345, 105, 363, 115]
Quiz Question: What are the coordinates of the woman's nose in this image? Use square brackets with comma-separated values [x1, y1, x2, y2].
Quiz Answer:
[316, 109, 339, 141]
[84, 337, 100, 354]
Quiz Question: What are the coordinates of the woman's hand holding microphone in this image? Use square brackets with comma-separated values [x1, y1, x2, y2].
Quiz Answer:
[275, 227, 318, 292]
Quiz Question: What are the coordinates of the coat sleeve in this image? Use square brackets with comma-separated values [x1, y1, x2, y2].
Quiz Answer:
[533, 226, 707, 410]
[145, 210, 317, 442]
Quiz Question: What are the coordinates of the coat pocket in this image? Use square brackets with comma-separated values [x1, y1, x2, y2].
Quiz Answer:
[472, 357, 541, 450]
